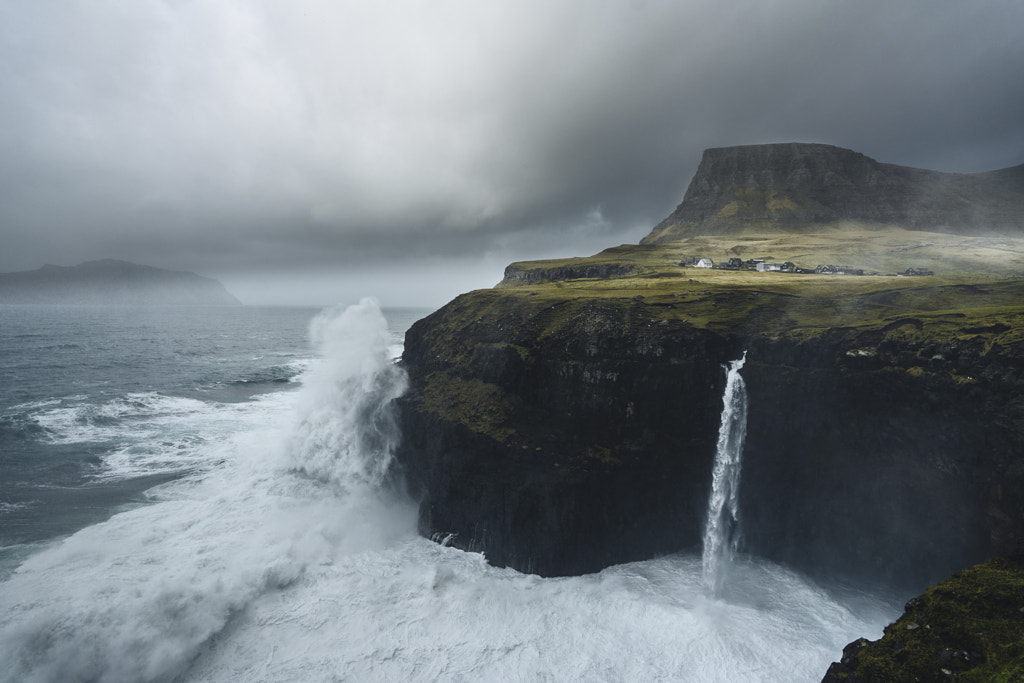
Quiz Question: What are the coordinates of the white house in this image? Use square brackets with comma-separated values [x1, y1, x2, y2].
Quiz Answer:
[695, 258, 714, 268]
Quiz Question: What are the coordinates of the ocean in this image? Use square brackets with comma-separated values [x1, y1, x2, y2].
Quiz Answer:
[0, 300, 898, 682]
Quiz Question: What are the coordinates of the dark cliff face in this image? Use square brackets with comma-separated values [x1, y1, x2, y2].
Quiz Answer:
[642, 143, 1024, 243]
[397, 291, 736, 575]
[396, 288, 1024, 590]
[501, 262, 641, 285]
[740, 334, 1023, 589]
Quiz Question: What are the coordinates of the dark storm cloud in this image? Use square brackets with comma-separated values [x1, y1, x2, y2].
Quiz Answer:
[1, 0, 1022, 303]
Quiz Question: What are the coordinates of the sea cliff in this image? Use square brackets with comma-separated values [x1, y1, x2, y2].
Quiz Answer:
[394, 143, 1024, 632]
[396, 276, 1024, 589]
[396, 143, 1024, 679]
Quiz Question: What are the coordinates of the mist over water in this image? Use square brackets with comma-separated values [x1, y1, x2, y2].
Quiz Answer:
[0, 302, 898, 682]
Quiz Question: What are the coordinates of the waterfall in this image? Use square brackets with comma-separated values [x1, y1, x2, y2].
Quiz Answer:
[701, 351, 749, 596]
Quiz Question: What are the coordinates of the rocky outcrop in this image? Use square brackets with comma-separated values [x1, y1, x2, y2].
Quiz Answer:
[396, 286, 1024, 590]
[0, 259, 241, 305]
[397, 291, 733, 575]
[822, 553, 1024, 682]
[501, 261, 640, 285]
[642, 143, 1024, 243]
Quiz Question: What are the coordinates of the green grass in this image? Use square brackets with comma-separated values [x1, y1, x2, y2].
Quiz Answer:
[506, 227, 1024, 282]
[492, 228, 1024, 349]
[413, 228, 1024, 452]
[844, 558, 1024, 682]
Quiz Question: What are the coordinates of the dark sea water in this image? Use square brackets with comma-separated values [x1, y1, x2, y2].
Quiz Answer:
[0, 301, 898, 682]
[0, 304, 423, 574]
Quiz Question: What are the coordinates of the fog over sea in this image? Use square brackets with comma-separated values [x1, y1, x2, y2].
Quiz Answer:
[0, 300, 899, 682]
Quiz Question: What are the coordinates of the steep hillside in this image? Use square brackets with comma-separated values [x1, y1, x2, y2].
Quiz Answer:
[642, 143, 1024, 243]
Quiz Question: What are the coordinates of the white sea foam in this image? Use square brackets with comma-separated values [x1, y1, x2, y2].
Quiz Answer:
[182, 546, 893, 683]
[0, 300, 898, 683]
[32, 393, 211, 444]
[93, 391, 295, 481]
[0, 501, 39, 515]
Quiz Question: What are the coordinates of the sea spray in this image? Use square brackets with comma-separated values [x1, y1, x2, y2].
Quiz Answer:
[702, 351, 749, 596]
[288, 298, 408, 490]
[0, 300, 415, 683]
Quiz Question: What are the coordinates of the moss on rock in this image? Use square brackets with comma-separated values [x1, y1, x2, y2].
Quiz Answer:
[823, 555, 1024, 682]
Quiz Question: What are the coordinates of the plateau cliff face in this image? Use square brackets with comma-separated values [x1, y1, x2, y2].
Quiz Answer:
[396, 281, 1024, 590]
[642, 143, 1024, 243]
[0, 260, 241, 306]
[398, 291, 731, 576]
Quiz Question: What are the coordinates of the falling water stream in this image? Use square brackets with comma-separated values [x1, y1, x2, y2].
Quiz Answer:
[702, 351, 749, 596]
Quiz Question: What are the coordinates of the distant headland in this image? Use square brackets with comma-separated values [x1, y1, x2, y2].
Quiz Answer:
[0, 259, 241, 306]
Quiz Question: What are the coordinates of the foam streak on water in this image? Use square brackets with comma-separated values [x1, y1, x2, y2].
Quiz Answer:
[702, 352, 749, 597]
[0, 308, 896, 683]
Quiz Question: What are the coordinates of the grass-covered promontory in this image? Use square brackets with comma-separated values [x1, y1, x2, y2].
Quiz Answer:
[497, 229, 1024, 350]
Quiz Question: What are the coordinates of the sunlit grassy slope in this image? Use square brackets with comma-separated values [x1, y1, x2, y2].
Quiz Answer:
[493, 228, 1024, 346]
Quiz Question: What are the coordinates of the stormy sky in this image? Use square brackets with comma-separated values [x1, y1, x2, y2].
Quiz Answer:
[2, 1, 1022, 306]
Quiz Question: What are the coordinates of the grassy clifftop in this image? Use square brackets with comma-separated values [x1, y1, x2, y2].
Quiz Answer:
[495, 229, 1024, 350]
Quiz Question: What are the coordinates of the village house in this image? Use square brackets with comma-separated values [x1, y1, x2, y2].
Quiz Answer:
[695, 258, 714, 268]
[816, 264, 864, 275]
[724, 258, 745, 270]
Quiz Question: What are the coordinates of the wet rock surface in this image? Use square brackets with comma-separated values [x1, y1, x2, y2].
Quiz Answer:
[395, 288, 1024, 588]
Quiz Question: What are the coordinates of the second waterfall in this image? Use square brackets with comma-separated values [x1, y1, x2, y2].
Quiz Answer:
[701, 352, 749, 597]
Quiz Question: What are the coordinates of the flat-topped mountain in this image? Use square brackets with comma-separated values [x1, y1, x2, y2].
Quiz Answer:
[642, 143, 1024, 243]
[0, 259, 241, 306]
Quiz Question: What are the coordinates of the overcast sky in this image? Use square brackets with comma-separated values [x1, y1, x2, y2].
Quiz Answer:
[2, 0, 1022, 306]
